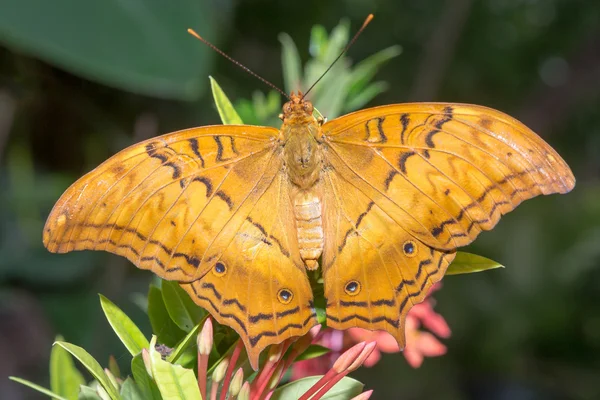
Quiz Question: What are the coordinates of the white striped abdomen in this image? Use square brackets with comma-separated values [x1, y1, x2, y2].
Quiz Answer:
[293, 191, 323, 270]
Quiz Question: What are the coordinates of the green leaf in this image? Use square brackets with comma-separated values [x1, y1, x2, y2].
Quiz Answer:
[120, 377, 144, 400]
[100, 294, 149, 356]
[78, 385, 103, 400]
[50, 335, 85, 400]
[270, 376, 364, 400]
[279, 33, 302, 94]
[148, 285, 186, 347]
[8, 377, 68, 400]
[108, 356, 121, 380]
[344, 81, 389, 112]
[313, 69, 350, 118]
[149, 336, 202, 400]
[0, 0, 229, 100]
[104, 368, 121, 394]
[446, 252, 505, 275]
[323, 20, 350, 64]
[346, 45, 402, 102]
[167, 320, 203, 364]
[53, 341, 120, 400]
[210, 76, 244, 125]
[309, 25, 328, 59]
[161, 281, 205, 332]
[131, 354, 161, 400]
[295, 344, 330, 361]
[252, 90, 281, 125]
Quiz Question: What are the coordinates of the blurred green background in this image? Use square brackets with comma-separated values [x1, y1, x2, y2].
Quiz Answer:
[1, 0, 599, 399]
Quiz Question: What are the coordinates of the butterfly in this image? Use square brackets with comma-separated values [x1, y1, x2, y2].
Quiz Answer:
[43, 86, 575, 368]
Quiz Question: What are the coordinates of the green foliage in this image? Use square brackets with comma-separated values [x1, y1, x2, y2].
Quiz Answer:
[161, 281, 206, 332]
[147, 285, 186, 347]
[0, 0, 232, 100]
[270, 376, 364, 399]
[50, 335, 86, 399]
[54, 341, 120, 399]
[148, 336, 202, 400]
[446, 252, 505, 275]
[230, 20, 401, 127]
[210, 76, 244, 125]
[100, 295, 150, 357]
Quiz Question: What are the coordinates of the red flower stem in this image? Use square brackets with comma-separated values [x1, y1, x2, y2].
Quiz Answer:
[210, 382, 219, 400]
[253, 340, 293, 400]
[297, 369, 338, 400]
[197, 352, 209, 400]
[219, 340, 244, 400]
[311, 371, 349, 400]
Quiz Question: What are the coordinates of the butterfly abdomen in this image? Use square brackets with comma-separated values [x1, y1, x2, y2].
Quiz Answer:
[293, 190, 323, 271]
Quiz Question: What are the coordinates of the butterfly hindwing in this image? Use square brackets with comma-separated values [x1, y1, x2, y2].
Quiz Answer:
[321, 164, 455, 345]
[181, 170, 317, 369]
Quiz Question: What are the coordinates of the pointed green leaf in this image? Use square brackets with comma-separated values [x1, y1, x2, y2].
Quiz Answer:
[148, 285, 186, 347]
[53, 341, 120, 400]
[446, 252, 505, 275]
[78, 386, 102, 400]
[120, 377, 144, 400]
[309, 25, 328, 59]
[149, 336, 202, 400]
[295, 344, 330, 361]
[104, 368, 120, 393]
[100, 294, 149, 356]
[167, 319, 203, 364]
[131, 354, 161, 400]
[50, 335, 85, 400]
[344, 81, 388, 112]
[279, 32, 302, 94]
[323, 20, 350, 64]
[210, 76, 243, 125]
[108, 356, 121, 380]
[8, 377, 68, 400]
[162, 281, 205, 332]
[270, 376, 363, 400]
[346, 45, 402, 100]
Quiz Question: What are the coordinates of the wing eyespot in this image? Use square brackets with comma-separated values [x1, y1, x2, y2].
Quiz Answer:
[344, 280, 361, 296]
[213, 262, 227, 276]
[277, 288, 293, 304]
[403, 240, 418, 257]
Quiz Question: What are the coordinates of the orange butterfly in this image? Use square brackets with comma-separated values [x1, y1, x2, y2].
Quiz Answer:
[43, 18, 575, 370]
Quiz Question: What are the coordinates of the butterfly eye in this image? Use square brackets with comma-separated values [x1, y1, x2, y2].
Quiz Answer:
[344, 280, 361, 296]
[303, 102, 313, 114]
[403, 240, 417, 257]
[213, 261, 227, 276]
[277, 288, 293, 304]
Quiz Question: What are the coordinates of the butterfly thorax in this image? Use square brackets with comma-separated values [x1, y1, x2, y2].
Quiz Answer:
[280, 92, 324, 270]
[281, 93, 322, 190]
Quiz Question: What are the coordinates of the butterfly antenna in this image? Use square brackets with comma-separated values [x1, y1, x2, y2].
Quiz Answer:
[188, 28, 290, 100]
[302, 14, 374, 99]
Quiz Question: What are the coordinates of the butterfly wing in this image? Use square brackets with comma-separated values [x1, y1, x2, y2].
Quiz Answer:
[44, 125, 317, 367]
[320, 103, 574, 344]
[180, 169, 318, 369]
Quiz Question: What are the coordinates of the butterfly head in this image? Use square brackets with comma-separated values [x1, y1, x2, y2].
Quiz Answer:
[280, 91, 315, 124]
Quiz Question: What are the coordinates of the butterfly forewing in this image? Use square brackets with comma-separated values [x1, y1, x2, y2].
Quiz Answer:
[43, 125, 279, 282]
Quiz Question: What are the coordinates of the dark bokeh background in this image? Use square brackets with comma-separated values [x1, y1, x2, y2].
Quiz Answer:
[1, 0, 599, 399]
